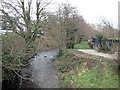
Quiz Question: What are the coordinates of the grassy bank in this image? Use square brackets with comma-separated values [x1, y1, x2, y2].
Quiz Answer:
[74, 41, 91, 49]
[56, 49, 118, 88]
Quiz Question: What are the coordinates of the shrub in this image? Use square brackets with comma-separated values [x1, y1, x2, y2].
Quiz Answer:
[2, 33, 26, 80]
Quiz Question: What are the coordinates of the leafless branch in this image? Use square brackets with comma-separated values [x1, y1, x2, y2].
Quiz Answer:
[2, 2, 24, 18]
[101, 18, 113, 29]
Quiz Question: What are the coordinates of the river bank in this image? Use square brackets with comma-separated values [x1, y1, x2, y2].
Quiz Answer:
[2, 49, 61, 88]
[55, 49, 118, 88]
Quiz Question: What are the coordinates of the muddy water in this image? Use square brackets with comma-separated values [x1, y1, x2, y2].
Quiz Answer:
[25, 49, 60, 88]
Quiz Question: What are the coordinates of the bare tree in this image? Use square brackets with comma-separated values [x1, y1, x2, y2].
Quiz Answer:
[101, 18, 118, 39]
[0, 0, 52, 46]
[97, 18, 119, 52]
[57, 4, 78, 49]
[1, 0, 53, 85]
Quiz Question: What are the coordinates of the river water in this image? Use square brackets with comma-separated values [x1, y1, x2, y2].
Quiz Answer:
[21, 49, 60, 88]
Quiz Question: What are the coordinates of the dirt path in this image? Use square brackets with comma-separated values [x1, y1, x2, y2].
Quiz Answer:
[78, 49, 117, 59]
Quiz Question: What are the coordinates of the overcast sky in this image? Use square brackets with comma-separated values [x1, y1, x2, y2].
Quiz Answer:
[51, 0, 119, 29]
[0, 0, 119, 29]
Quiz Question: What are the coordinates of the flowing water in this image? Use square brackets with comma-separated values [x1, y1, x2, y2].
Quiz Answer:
[21, 49, 60, 88]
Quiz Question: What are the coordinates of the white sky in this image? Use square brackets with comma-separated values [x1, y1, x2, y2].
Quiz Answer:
[50, 0, 120, 29]
[0, 0, 119, 29]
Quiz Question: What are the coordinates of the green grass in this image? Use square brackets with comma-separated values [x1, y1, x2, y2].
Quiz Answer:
[74, 67, 118, 88]
[74, 41, 92, 49]
[108, 37, 120, 40]
[61, 61, 118, 88]
[57, 50, 118, 88]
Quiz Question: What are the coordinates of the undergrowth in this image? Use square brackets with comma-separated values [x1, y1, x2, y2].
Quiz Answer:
[56, 49, 118, 88]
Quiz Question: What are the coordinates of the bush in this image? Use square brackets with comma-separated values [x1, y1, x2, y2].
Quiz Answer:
[2, 33, 38, 80]
[96, 34, 109, 51]
[2, 33, 26, 80]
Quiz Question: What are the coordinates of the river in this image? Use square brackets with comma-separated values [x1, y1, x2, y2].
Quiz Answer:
[20, 49, 60, 88]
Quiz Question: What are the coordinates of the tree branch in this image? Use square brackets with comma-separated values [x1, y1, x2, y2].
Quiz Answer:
[2, 2, 24, 18]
